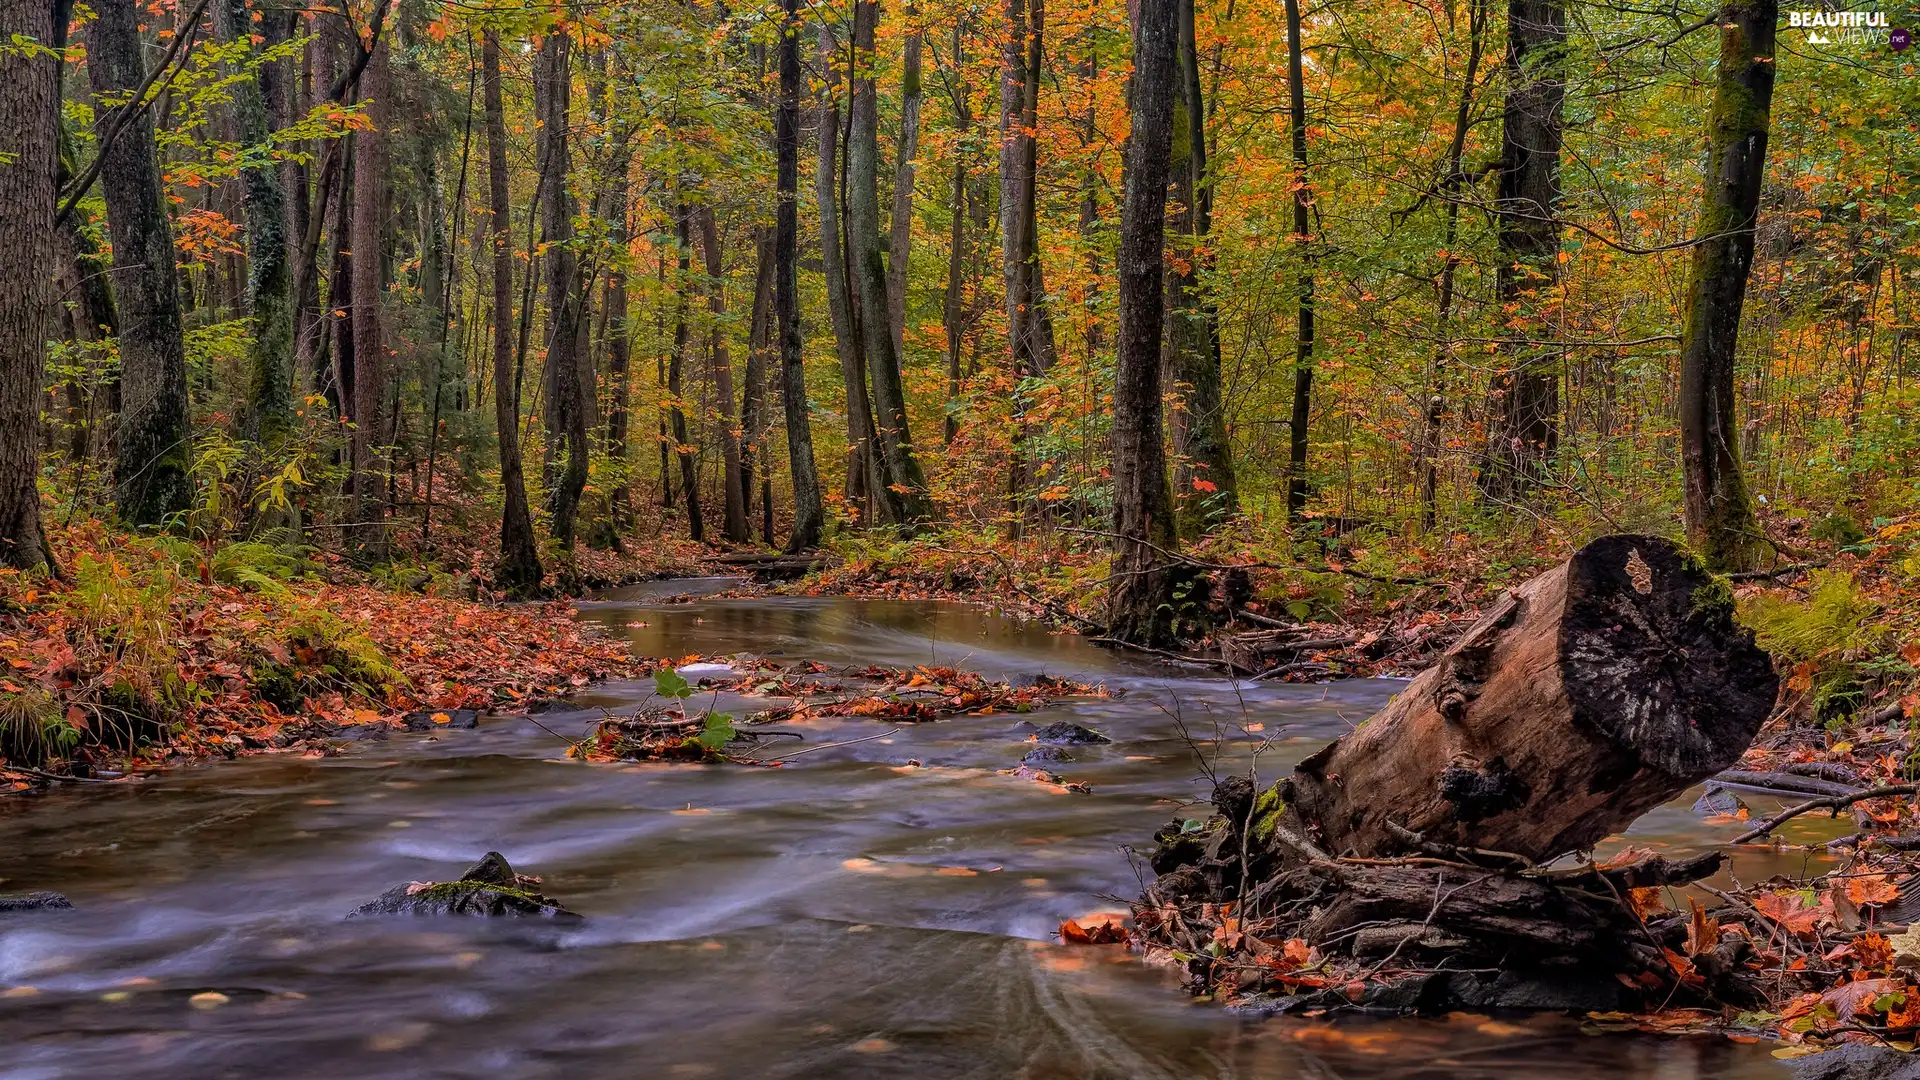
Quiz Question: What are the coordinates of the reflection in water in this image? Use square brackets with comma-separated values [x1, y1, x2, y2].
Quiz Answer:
[0, 591, 1802, 1078]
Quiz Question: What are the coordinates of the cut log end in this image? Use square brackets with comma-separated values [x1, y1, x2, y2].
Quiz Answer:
[1559, 534, 1777, 778]
[1282, 533, 1778, 864]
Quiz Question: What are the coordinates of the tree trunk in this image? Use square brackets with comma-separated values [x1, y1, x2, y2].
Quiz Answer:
[1107, 0, 1184, 648]
[778, 0, 825, 552]
[741, 227, 775, 539]
[0, 0, 56, 571]
[999, 0, 1058, 378]
[89, 0, 193, 529]
[671, 205, 705, 542]
[696, 203, 751, 543]
[1678, 0, 1775, 573]
[536, 26, 591, 550]
[1282, 0, 1314, 521]
[1283, 535, 1775, 862]
[482, 30, 542, 596]
[603, 104, 635, 539]
[216, 0, 294, 444]
[848, 0, 932, 526]
[886, 4, 923, 358]
[350, 38, 390, 559]
[816, 22, 879, 521]
[1163, 0, 1237, 535]
[941, 15, 972, 447]
[1417, 0, 1486, 533]
[1477, 0, 1566, 504]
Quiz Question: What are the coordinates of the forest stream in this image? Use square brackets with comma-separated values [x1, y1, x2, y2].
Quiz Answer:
[0, 583, 1851, 1079]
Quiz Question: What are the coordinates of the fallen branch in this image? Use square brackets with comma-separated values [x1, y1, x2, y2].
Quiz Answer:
[1731, 785, 1919, 844]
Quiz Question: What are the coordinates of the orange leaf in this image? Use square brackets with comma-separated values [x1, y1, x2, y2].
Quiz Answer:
[1848, 875, 1901, 908]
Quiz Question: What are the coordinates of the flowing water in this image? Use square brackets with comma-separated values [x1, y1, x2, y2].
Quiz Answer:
[0, 583, 1838, 1078]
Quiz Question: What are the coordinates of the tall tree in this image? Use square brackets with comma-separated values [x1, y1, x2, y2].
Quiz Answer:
[216, 0, 294, 442]
[1416, 0, 1486, 532]
[999, 0, 1058, 377]
[940, 15, 972, 447]
[349, 38, 391, 559]
[670, 205, 705, 541]
[741, 228, 775, 540]
[695, 204, 751, 542]
[1282, 0, 1314, 520]
[1477, 0, 1567, 502]
[89, 0, 193, 528]
[0, 0, 57, 570]
[1678, 0, 1776, 571]
[535, 25, 591, 549]
[885, 1, 923, 357]
[848, 0, 932, 525]
[1163, 0, 1237, 534]
[778, 0, 825, 551]
[1108, 0, 1182, 647]
[483, 29, 542, 595]
[601, 65, 636, 540]
[816, 21, 879, 520]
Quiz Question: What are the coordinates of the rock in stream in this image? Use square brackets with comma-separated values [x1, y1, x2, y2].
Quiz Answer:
[352, 853, 579, 920]
[0, 891, 73, 914]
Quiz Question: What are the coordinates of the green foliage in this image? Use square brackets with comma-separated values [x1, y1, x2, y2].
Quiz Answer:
[653, 668, 693, 701]
[1743, 571, 1896, 722]
[693, 711, 736, 752]
[0, 687, 79, 768]
[271, 605, 405, 699]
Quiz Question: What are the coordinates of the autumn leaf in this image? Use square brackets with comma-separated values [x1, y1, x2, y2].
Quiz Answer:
[1752, 890, 1828, 936]
[1848, 874, 1901, 907]
[1060, 917, 1125, 945]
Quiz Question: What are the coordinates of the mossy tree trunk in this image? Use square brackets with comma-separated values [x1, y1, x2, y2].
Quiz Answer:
[848, 0, 932, 527]
[89, 0, 193, 529]
[0, 0, 57, 571]
[1678, 0, 1776, 573]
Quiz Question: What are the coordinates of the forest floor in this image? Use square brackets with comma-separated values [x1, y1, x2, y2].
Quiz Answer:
[0, 512, 707, 790]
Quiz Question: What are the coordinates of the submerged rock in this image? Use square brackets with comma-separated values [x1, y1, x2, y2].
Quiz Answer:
[1022, 745, 1074, 764]
[0, 891, 73, 914]
[402, 708, 480, 732]
[1791, 1043, 1920, 1080]
[1026, 722, 1110, 745]
[351, 853, 579, 920]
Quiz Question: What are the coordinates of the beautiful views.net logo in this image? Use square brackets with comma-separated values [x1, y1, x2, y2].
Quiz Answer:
[1784, 8, 1910, 49]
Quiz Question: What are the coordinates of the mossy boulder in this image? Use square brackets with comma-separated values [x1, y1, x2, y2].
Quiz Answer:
[1026, 722, 1110, 745]
[351, 853, 579, 920]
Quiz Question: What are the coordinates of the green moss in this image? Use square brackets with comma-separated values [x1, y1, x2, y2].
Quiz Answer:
[1250, 782, 1287, 846]
[1690, 573, 1737, 622]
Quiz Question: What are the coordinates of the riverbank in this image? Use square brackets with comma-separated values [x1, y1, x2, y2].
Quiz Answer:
[0, 520, 690, 788]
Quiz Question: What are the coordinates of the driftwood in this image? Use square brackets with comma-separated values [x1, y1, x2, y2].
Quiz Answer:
[1139, 535, 1782, 1011]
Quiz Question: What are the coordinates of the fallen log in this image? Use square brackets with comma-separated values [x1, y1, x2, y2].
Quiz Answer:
[702, 552, 832, 580]
[1137, 535, 1781, 1011]
[1283, 533, 1777, 862]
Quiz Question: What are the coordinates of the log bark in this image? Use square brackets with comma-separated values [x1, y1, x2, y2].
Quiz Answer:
[1281, 534, 1776, 862]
